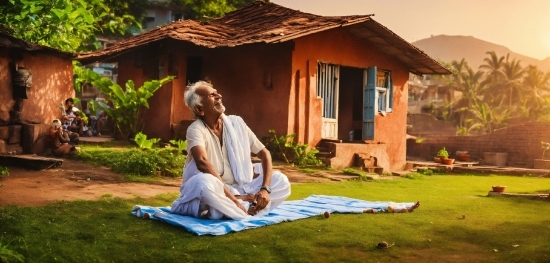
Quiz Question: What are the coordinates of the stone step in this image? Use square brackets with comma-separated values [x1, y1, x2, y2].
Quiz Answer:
[0, 154, 63, 170]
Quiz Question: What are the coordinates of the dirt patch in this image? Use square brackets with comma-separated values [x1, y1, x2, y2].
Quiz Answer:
[0, 159, 354, 207]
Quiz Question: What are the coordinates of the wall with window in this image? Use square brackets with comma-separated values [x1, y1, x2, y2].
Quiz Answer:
[291, 26, 410, 170]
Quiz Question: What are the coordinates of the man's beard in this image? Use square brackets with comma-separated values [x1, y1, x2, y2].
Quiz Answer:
[215, 104, 226, 114]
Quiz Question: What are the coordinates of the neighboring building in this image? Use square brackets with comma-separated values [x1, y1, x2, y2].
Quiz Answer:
[0, 31, 74, 154]
[78, 1, 450, 171]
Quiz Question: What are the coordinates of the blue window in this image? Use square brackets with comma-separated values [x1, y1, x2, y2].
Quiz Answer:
[363, 67, 393, 140]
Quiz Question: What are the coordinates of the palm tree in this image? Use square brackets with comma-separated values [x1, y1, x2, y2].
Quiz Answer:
[500, 55, 525, 108]
[479, 51, 506, 84]
[454, 65, 488, 128]
[522, 65, 550, 119]
[479, 51, 505, 105]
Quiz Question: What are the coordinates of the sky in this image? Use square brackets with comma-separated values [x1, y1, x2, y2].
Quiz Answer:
[271, 0, 550, 60]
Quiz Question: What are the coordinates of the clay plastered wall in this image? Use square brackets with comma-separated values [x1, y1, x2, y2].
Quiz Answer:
[0, 51, 73, 124]
[292, 27, 410, 171]
[407, 122, 550, 167]
[116, 42, 293, 141]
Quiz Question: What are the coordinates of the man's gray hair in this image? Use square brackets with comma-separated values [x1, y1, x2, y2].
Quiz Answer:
[184, 81, 211, 118]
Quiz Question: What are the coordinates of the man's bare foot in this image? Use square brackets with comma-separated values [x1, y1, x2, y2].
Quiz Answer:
[407, 201, 420, 212]
[247, 205, 257, 216]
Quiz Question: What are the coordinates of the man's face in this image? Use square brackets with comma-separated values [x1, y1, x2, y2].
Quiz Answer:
[194, 85, 225, 118]
[65, 101, 73, 108]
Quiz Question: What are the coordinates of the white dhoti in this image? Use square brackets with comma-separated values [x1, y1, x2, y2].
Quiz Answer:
[170, 166, 291, 219]
[171, 114, 291, 219]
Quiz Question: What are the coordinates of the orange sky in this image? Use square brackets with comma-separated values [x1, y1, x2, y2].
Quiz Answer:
[272, 0, 550, 60]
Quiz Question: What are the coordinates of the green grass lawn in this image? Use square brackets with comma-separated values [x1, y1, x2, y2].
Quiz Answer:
[1, 174, 549, 262]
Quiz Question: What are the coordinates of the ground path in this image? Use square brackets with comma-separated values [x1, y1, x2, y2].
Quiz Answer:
[0, 158, 358, 207]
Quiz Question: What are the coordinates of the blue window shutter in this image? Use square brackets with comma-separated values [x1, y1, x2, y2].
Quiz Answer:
[363, 66, 376, 140]
[388, 73, 393, 109]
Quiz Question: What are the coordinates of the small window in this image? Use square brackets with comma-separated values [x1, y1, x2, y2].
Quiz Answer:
[375, 70, 392, 114]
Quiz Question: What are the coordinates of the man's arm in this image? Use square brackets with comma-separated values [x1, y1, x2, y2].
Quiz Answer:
[190, 145, 246, 213]
[250, 148, 272, 213]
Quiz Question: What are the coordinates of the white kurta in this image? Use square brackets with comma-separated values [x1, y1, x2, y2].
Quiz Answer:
[171, 116, 291, 219]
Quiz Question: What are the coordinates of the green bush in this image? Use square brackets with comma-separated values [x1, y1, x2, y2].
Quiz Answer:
[0, 166, 8, 176]
[0, 240, 24, 263]
[262, 129, 322, 166]
[73, 147, 185, 177]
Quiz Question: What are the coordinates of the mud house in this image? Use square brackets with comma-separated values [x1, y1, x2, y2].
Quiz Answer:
[0, 30, 74, 154]
[78, 1, 450, 171]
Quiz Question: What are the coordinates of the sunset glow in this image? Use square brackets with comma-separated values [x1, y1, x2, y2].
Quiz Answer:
[272, 0, 550, 60]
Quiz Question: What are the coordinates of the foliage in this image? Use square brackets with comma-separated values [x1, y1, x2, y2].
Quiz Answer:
[72, 145, 185, 177]
[74, 65, 174, 139]
[167, 0, 256, 20]
[402, 172, 426, 179]
[262, 129, 322, 166]
[437, 147, 449, 158]
[427, 52, 550, 133]
[0, 166, 9, 176]
[0, 240, 24, 263]
[169, 139, 187, 153]
[541, 141, 550, 160]
[0, 0, 140, 52]
[134, 132, 161, 149]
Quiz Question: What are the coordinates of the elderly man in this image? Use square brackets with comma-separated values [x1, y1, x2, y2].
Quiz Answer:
[171, 81, 291, 219]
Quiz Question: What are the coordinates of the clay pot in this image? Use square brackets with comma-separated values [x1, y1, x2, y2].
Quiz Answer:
[442, 158, 455, 165]
[438, 156, 447, 162]
[457, 155, 470, 162]
[492, 186, 506, 192]
[434, 157, 442, 163]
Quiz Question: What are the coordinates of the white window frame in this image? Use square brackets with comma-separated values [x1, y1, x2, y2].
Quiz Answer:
[375, 70, 392, 115]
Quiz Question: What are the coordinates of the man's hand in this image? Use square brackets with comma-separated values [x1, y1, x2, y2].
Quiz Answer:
[232, 198, 247, 213]
[248, 189, 270, 215]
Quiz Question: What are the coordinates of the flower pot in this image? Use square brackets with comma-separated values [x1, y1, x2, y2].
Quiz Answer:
[457, 155, 470, 162]
[438, 156, 447, 162]
[492, 186, 506, 192]
[442, 158, 455, 165]
[434, 157, 442, 163]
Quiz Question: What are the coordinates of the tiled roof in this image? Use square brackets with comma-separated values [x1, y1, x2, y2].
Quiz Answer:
[0, 32, 74, 58]
[78, 1, 450, 75]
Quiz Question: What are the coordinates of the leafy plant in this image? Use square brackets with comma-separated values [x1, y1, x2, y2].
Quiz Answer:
[134, 132, 160, 149]
[0, 166, 8, 176]
[541, 141, 550, 160]
[437, 147, 449, 159]
[73, 146, 185, 177]
[169, 139, 187, 154]
[262, 130, 323, 166]
[74, 65, 174, 139]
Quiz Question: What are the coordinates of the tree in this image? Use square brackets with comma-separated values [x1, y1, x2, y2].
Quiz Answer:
[500, 55, 525, 108]
[521, 65, 550, 120]
[0, 0, 141, 52]
[167, 0, 258, 20]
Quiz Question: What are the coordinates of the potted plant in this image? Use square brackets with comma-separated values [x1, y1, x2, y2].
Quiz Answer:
[533, 141, 550, 169]
[437, 147, 455, 165]
[437, 147, 449, 161]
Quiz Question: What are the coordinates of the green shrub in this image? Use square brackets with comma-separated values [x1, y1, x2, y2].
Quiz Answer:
[262, 129, 322, 166]
[73, 147, 185, 177]
[0, 166, 8, 176]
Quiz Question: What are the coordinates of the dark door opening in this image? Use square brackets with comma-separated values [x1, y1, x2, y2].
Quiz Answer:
[338, 66, 364, 141]
[186, 56, 203, 84]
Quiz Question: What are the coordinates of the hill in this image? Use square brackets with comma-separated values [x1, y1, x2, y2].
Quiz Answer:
[412, 35, 550, 73]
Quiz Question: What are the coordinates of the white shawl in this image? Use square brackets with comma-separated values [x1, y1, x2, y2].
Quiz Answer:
[222, 114, 254, 187]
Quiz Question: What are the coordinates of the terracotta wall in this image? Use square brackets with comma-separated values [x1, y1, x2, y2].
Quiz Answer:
[0, 50, 73, 124]
[291, 27, 410, 170]
[116, 42, 294, 141]
[407, 122, 550, 168]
